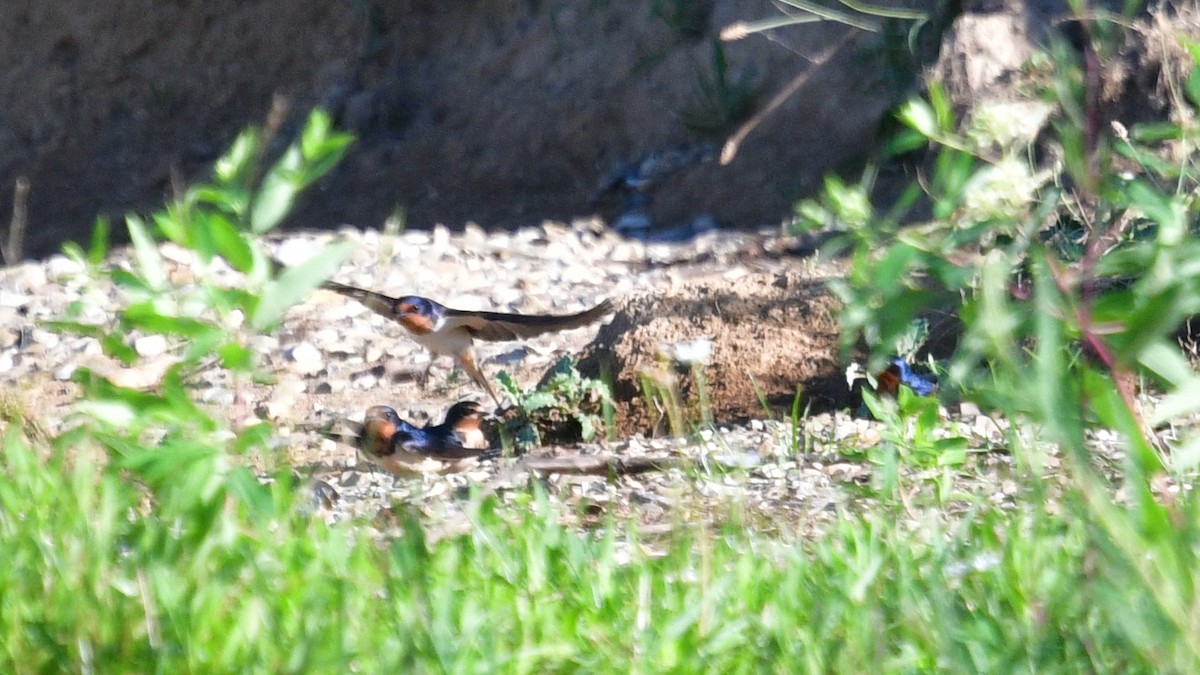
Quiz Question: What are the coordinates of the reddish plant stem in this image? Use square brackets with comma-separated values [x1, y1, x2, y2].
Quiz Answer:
[1056, 1, 1147, 433]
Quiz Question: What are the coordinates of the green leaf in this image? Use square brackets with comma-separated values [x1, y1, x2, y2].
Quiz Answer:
[578, 416, 596, 441]
[1127, 181, 1183, 243]
[250, 146, 303, 234]
[496, 371, 521, 396]
[300, 109, 334, 157]
[522, 392, 558, 411]
[205, 212, 254, 273]
[1031, 252, 1083, 451]
[897, 98, 938, 138]
[88, 217, 111, 266]
[927, 81, 953, 132]
[231, 423, 273, 454]
[1186, 66, 1200, 110]
[883, 128, 928, 158]
[99, 333, 139, 365]
[41, 319, 105, 339]
[1149, 377, 1200, 426]
[214, 128, 260, 186]
[1129, 121, 1184, 143]
[123, 303, 218, 339]
[251, 239, 354, 330]
[1171, 432, 1200, 470]
[934, 438, 969, 466]
[226, 467, 274, 517]
[218, 342, 255, 372]
[126, 214, 166, 291]
[1138, 340, 1197, 390]
[154, 207, 189, 249]
[300, 109, 354, 176]
[1082, 368, 1162, 479]
[193, 185, 250, 217]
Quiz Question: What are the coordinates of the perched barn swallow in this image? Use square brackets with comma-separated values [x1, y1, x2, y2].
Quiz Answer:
[321, 280, 613, 405]
[874, 358, 938, 398]
[326, 400, 499, 475]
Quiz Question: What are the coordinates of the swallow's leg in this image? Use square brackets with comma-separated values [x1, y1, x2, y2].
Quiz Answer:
[416, 360, 434, 390]
[457, 350, 502, 407]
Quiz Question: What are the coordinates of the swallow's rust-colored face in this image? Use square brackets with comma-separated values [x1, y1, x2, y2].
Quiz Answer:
[874, 364, 902, 399]
[362, 406, 401, 458]
[394, 296, 437, 334]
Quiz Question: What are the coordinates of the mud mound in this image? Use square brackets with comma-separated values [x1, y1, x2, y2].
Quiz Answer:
[577, 271, 851, 437]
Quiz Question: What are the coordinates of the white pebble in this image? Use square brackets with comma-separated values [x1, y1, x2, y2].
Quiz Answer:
[0, 290, 30, 308]
[289, 341, 325, 375]
[31, 329, 60, 348]
[135, 335, 168, 358]
[46, 255, 84, 279]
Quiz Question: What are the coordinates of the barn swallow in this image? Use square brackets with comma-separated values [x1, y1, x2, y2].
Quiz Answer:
[321, 279, 613, 405]
[874, 358, 938, 398]
[326, 400, 499, 475]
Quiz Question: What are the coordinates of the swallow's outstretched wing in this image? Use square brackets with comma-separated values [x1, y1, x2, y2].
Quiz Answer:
[320, 280, 404, 317]
[442, 299, 614, 341]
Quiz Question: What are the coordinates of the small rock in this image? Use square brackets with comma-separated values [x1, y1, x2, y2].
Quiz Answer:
[275, 239, 320, 266]
[223, 310, 245, 330]
[431, 225, 451, 252]
[46, 255, 84, 279]
[0, 290, 30, 308]
[199, 387, 235, 406]
[492, 287, 524, 307]
[402, 230, 431, 246]
[30, 329, 60, 349]
[134, 335, 168, 358]
[364, 343, 383, 363]
[463, 222, 488, 246]
[973, 415, 1004, 443]
[55, 363, 78, 380]
[352, 373, 379, 390]
[289, 341, 324, 375]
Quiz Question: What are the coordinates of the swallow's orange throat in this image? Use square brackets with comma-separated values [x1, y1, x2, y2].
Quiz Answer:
[363, 418, 396, 458]
[397, 312, 437, 335]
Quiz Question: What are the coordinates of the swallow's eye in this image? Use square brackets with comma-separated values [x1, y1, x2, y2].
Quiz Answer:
[398, 298, 430, 316]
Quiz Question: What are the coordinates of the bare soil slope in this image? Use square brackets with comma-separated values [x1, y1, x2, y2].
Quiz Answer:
[0, 1, 919, 257]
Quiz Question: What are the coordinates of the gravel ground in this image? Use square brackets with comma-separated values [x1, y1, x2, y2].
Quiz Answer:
[0, 219, 1155, 540]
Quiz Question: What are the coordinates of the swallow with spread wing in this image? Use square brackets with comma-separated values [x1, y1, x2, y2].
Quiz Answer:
[324, 400, 499, 475]
[322, 279, 613, 405]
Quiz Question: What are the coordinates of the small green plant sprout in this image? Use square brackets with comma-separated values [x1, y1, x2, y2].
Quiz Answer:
[48, 108, 354, 508]
[860, 380, 968, 469]
[811, 18, 1200, 485]
[497, 357, 615, 450]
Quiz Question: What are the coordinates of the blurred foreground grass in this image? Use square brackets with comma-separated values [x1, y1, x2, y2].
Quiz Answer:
[2, 427, 1187, 672]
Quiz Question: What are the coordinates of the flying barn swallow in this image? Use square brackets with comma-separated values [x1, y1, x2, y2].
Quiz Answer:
[327, 400, 499, 475]
[321, 280, 613, 405]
